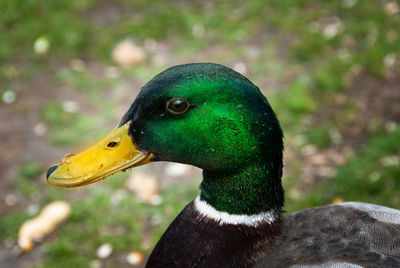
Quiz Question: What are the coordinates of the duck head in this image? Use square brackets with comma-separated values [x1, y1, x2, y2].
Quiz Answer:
[47, 63, 284, 214]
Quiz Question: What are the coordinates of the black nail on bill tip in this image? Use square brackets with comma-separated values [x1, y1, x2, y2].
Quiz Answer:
[46, 165, 58, 179]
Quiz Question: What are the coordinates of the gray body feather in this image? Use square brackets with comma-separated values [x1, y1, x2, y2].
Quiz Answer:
[254, 202, 400, 268]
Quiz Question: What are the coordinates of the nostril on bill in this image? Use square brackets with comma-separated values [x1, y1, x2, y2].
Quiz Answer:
[107, 141, 119, 148]
[47, 165, 58, 179]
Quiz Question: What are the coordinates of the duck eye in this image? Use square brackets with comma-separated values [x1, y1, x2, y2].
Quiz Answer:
[166, 98, 190, 115]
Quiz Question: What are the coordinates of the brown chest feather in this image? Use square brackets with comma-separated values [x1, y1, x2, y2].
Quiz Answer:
[146, 201, 281, 268]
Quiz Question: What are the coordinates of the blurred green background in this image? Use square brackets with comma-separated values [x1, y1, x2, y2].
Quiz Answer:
[0, 0, 399, 267]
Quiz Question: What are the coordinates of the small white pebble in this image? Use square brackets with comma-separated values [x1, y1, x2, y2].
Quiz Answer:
[126, 251, 144, 265]
[62, 100, 79, 113]
[2, 90, 16, 104]
[33, 36, 50, 55]
[33, 122, 48, 137]
[97, 243, 113, 259]
[233, 62, 247, 75]
[5, 194, 17, 206]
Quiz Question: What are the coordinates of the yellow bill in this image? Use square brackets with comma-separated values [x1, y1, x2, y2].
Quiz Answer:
[47, 122, 153, 187]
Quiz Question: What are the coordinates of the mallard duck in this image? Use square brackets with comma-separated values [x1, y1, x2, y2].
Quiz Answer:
[47, 63, 400, 267]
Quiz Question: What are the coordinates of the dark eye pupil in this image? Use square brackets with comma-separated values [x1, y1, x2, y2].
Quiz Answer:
[167, 98, 189, 114]
[170, 100, 186, 112]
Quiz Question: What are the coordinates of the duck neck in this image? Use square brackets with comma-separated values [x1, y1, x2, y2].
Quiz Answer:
[199, 159, 284, 218]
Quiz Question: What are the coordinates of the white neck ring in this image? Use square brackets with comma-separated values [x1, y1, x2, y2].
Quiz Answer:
[194, 195, 277, 227]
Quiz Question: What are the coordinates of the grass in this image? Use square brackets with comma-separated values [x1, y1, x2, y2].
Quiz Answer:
[42, 100, 113, 145]
[306, 126, 333, 149]
[286, 126, 400, 213]
[1, 0, 400, 267]
[13, 163, 43, 197]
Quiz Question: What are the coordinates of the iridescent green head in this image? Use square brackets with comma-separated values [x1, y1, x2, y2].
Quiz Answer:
[122, 63, 282, 169]
[121, 63, 284, 214]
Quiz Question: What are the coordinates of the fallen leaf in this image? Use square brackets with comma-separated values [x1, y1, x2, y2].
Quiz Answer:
[127, 251, 144, 265]
[126, 171, 159, 204]
[18, 201, 71, 252]
[112, 40, 146, 67]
